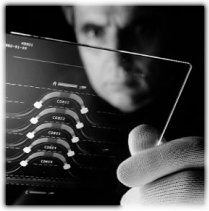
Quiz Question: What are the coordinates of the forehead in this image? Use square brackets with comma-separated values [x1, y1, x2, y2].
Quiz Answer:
[73, 6, 154, 26]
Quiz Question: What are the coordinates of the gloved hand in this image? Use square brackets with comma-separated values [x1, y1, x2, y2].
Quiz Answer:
[117, 124, 204, 205]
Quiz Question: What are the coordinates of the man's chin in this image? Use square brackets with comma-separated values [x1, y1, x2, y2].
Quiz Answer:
[104, 93, 143, 113]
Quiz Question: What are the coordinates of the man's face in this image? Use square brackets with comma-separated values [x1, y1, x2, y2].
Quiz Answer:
[73, 6, 162, 112]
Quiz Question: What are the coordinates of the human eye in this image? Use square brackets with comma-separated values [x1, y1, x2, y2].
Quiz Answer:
[81, 24, 105, 40]
[133, 19, 157, 37]
[134, 23, 146, 35]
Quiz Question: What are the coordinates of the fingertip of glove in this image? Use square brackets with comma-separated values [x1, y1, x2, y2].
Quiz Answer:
[116, 158, 134, 187]
[128, 124, 164, 155]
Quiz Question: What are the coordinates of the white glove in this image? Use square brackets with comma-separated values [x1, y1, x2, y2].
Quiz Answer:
[117, 124, 204, 205]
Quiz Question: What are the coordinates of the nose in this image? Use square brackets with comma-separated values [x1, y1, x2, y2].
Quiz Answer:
[114, 28, 136, 71]
[118, 28, 136, 51]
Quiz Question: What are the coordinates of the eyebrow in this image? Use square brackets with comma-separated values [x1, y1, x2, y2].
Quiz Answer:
[79, 22, 106, 33]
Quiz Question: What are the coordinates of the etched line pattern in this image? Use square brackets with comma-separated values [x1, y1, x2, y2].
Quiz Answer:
[6, 116, 22, 119]
[7, 132, 24, 135]
[13, 55, 84, 69]
[6, 82, 96, 96]
[6, 100, 25, 104]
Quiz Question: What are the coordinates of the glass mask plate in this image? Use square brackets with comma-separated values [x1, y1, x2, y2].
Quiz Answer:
[6, 32, 192, 191]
